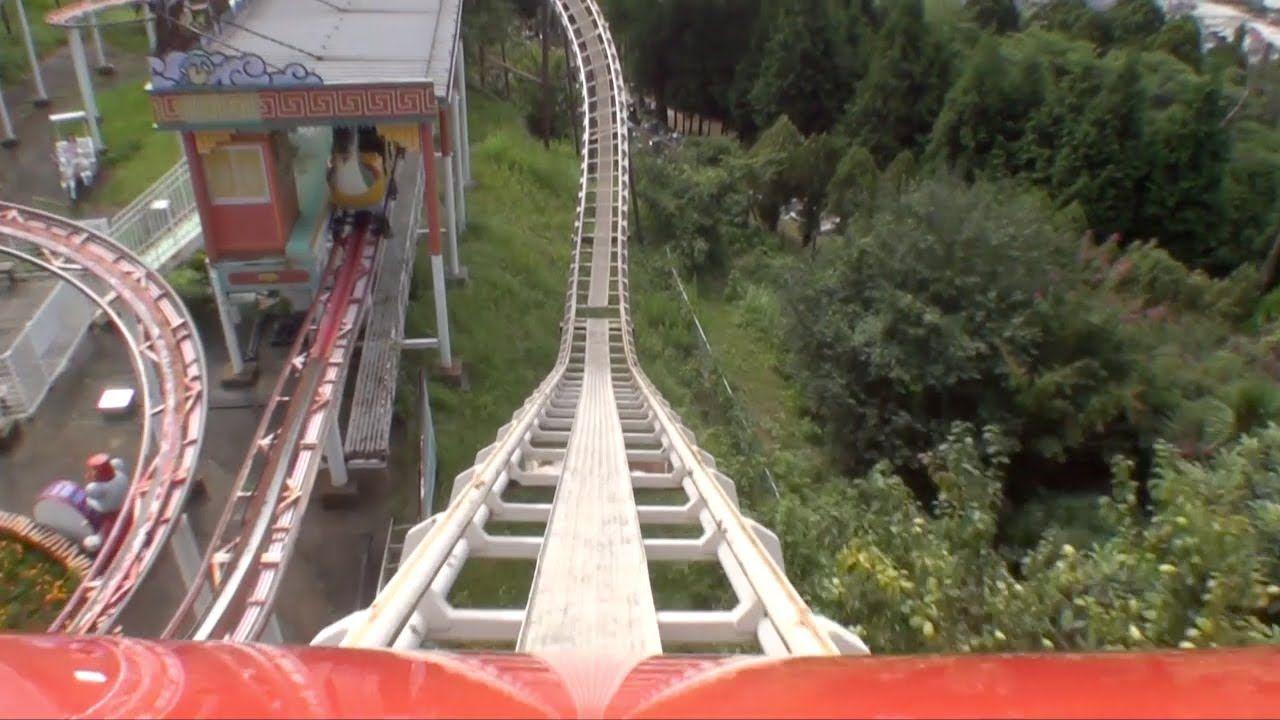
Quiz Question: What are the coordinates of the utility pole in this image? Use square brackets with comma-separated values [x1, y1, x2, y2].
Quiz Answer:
[540, 0, 552, 149]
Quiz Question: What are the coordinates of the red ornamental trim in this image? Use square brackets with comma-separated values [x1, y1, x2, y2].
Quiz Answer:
[152, 86, 437, 126]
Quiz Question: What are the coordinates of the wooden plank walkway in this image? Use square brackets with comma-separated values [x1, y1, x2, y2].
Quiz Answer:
[344, 157, 424, 467]
[518, 318, 660, 655]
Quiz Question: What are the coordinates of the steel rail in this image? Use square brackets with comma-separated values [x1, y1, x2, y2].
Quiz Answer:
[160, 220, 384, 641]
[0, 202, 208, 635]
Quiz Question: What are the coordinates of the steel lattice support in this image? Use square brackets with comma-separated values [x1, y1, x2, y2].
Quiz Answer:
[0, 203, 208, 635]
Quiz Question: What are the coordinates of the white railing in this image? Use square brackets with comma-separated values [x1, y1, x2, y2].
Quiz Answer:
[107, 159, 200, 266]
[0, 281, 99, 418]
[0, 159, 200, 422]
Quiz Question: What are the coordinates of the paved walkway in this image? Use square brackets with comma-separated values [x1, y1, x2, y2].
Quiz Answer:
[0, 43, 143, 215]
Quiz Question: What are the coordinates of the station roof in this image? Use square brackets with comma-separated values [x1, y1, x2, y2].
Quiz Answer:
[208, 0, 462, 94]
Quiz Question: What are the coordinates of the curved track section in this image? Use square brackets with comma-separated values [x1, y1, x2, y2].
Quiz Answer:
[0, 203, 208, 635]
[316, 0, 868, 668]
[161, 210, 389, 643]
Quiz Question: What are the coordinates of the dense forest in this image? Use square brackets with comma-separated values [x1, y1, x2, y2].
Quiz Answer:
[613, 0, 1280, 652]
[467, 0, 1280, 652]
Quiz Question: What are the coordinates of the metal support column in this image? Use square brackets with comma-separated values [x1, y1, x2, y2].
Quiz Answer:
[13, 0, 49, 106]
[419, 122, 453, 369]
[89, 11, 113, 74]
[438, 107, 462, 280]
[323, 419, 349, 488]
[142, 2, 156, 51]
[208, 263, 245, 375]
[449, 95, 467, 229]
[171, 513, 213, 615]
[67, 29, 104, 150]
[0, 82, 16, 148]
[457, 41, 472, 186]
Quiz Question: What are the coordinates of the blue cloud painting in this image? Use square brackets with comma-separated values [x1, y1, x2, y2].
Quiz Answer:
[150, 49, 323, 90]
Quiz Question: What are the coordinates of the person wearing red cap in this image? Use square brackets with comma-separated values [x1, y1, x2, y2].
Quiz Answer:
[81, 453, 128, 555]
[84, 453, 127, 517]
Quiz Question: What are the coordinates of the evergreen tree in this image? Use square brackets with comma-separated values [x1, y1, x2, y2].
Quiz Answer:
[926, 36, 1016, 179]
[843, 0, 954, 165]
[1141, 77, 1231, 267]
[1029, 0, 1112, 48]
[826, 144, 880, 228]
[1150, 15, 1203, 71]
[749, 0, 849, 135]
[1049, 55, 1148, 237]
[966, 0, 1020, 35]
[746, 116, 806, 231]
[1106, 0, 1165, 46]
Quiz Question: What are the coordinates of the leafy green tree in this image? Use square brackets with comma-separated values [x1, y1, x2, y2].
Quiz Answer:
[782, 133, 843, 246]
[878, 149, 918, 199]
[842, 0, 954, 165]
[750, 0, 852, 135]
[1106, 0, 1165, 46]
[926, 36, 1023, 179]
[1140, 76, 1231, 268]
[826, 144, 879, 228]
[637, 138, 760, 276]
[1028, 0, 1112, 48]
[1048, 54, 1148, 238]
[785, 177, 1103, 474]
[822, 423, 1280, 654]
[1150, 15, 1203, 71]
[745, 116, 806, 231]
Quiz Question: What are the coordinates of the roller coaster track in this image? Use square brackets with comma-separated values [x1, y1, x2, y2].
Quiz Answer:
[0, 203, 208, 635]
[159, 215, 386, 642]
[314, 0, 868, 673]
[26, 0, 865, 661]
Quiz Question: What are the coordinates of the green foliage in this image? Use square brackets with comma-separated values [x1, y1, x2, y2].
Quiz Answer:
[825, 144, 879, 227]
[1105, 0, 1166, 46]
[1046, 53, 1148, 237]
[926, 35, 1033, 179]
[638, 138, 762, 276]
[843, 0, 954, 165]
[966, 0, 1020, 34]
[0, 539, 76, 631]
[745, 117, 805, 232]
[749, 0, 852, 135]
[1139, 76, 1231, 267]
[786, 177, 1090, 473]
[166, 250, 213, 311]
[825, 423, 1280, 653]
[1028, 0, 1113, 49]
[1150, 16, 1203, 71]
[787, 171, 1280, 483]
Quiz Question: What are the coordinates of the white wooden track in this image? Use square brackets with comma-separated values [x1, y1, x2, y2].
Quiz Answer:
[0, 203, 208, 635]
[313, 0, 869, 662]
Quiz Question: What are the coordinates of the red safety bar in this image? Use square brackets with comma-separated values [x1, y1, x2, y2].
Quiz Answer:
[1, 634, 1277, 719]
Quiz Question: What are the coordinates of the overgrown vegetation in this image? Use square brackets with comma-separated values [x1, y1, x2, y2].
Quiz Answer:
[0, 539, 76, 631]
[613, 0, 1280, 651]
